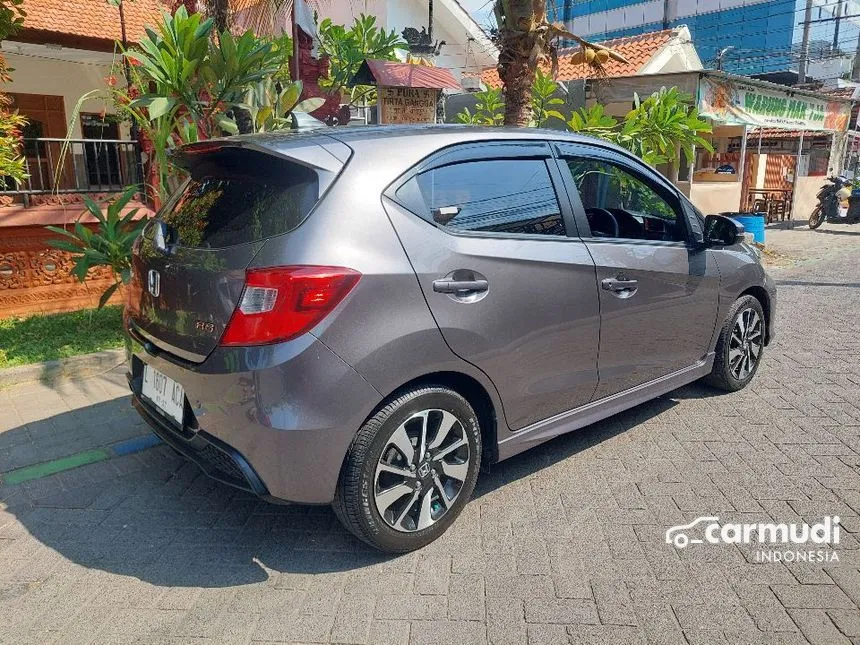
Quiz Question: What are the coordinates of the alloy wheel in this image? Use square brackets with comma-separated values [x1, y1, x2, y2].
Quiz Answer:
[373, 409, 471, 532]
[728, 307, 763, 380]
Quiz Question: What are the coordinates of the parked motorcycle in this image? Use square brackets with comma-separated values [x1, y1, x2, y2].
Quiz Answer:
[809, 176, 860, 229]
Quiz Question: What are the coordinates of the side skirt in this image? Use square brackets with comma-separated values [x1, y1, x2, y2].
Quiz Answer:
[496, 354, 715, 461]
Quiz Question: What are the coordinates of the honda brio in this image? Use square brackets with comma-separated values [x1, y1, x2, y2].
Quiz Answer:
[126, 126, 776, 552]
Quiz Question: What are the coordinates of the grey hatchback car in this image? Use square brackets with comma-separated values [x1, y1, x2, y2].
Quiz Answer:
[126, 126, 776, 552]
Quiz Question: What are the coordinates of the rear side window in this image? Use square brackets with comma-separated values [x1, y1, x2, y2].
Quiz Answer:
[164, 147, 319, 248]
[400, 159, 565, 236]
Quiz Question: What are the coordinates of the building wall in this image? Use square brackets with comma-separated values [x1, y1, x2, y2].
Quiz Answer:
[2, 52, 122, 139]
[313, 0, 493, 78]
[558, 0, 799, 75]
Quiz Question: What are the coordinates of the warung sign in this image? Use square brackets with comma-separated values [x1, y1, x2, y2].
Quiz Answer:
[698, 77, 851, 132]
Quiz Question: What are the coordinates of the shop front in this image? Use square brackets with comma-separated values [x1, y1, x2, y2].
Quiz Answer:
[583, 71, 853, 220]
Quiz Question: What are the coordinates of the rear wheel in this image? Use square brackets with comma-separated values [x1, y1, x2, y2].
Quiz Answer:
[705, 295, 766, 392]
[333, 386, 481, 552]
[809, 205, 825, 229]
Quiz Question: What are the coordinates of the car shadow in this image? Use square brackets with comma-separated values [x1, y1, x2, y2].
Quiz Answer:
[1, 385, 696, 588]
[803, 227, 860, 236]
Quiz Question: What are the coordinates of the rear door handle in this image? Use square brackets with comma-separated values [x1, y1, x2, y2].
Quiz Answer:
[601, 278, 639, 292]
[433, 279, 489, 294]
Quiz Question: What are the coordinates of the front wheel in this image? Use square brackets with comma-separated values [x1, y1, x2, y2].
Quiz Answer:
[333, 386, 482, 552]
[705, 295, 766, 392]
[809, 205, 825, 229]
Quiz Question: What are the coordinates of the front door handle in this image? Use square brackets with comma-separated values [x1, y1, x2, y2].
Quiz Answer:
[433, 279, 489, 294]
[601, 277, 639, 292]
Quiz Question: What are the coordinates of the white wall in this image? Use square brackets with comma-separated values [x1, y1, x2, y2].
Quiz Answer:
[313, 0, 494, 79]
[3, 51, 122, 139]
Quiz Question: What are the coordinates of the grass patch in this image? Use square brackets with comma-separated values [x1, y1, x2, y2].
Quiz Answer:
[0, 306, 125, 369]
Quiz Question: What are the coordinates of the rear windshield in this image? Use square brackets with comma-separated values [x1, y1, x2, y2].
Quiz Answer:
[163, 147, 319, 248]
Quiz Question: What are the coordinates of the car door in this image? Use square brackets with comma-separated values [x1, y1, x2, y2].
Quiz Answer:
[383, 141, 600, 431]
[554, 142, 721, 400]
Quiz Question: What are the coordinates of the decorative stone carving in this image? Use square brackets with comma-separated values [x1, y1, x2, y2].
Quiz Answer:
[402, 27, 445, 56]
[0, 225, 119, 317]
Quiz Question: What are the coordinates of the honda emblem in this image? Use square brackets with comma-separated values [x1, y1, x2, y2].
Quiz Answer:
[147, 269, 161, 297]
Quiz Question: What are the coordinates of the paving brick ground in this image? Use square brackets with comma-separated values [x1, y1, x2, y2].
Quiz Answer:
[1, 229, 860, 644]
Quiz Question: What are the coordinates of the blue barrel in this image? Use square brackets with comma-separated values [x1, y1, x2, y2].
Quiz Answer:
[723, 212, 766, 244]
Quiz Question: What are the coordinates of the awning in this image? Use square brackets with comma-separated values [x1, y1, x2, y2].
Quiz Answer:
[584, 70, 854, 133]
[350, 59, 461, 90]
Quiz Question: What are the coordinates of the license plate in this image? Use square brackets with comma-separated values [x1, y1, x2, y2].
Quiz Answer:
[142, 365, 185, 427]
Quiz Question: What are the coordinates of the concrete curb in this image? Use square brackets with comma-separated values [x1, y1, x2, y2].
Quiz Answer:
[0, 348, 127, 388]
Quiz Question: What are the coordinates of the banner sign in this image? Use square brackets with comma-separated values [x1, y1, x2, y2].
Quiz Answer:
[698, 77, 851, 132]
[378, 86, 438, 124]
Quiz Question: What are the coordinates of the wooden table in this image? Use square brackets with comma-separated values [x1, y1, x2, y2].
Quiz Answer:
[746, 189, 792, 222]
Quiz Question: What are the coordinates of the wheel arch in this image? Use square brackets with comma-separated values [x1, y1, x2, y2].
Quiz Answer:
[739, 285, 772, 345]
[356, 371, 500, 468]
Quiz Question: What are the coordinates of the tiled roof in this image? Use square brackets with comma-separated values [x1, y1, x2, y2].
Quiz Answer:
[480, 28, 677, 88]
[824, 86, 858, 99]
[18, 0, 168, 45]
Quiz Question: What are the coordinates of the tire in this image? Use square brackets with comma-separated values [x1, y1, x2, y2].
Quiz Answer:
[333, 386, 482, 553]
[705, 295, 766, 392]
[809, 205, 825, 229]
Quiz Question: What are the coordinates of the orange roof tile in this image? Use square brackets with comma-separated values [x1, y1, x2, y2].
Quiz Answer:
[18, 0, 168, 45]
[824, 86, 858, 99]
[481, 28, 677, 88]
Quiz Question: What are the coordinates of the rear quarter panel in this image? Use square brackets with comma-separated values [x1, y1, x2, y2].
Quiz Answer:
[249, 139, 510, 428]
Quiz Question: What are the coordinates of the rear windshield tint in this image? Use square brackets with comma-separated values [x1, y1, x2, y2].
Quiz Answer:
[164, 147, 319, 248]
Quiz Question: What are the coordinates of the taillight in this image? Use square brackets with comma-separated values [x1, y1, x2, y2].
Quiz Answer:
[220, 266, 361, 346]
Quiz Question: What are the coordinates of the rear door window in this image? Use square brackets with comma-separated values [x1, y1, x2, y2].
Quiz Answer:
[399, 159, 565, 236]
[165, 147, 320, 248]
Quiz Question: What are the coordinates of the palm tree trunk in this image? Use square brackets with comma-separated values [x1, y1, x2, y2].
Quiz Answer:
[495, 0, 544, 127]
[209, 0, 230, 31]
[499, 46, 535, 126]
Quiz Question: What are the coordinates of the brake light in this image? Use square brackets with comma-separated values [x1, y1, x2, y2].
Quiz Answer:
[220, 266, 361, 346]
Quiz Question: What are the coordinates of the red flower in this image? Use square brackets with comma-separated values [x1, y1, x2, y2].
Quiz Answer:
[105, 75, 118, 87]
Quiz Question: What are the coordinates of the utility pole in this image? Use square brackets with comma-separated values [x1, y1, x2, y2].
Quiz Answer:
[798, 0, 813, 84]
[854, 30, 860, 80]
[833, 0, 843, 52]
[428, 0, 434, 41]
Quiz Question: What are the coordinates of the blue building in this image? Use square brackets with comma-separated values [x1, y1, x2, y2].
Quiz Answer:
[552, 0, 860, 78]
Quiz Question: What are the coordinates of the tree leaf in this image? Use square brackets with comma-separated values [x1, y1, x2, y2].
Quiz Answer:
[293, 98, 325, 113]
[147, 96, 174, 120]
[98, 282, 120, 310]
[216, 114, 239, 135]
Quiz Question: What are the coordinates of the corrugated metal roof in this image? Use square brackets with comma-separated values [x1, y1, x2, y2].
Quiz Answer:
[352, 59, 461, 90]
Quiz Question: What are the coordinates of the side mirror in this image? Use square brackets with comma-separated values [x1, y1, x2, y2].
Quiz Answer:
[704, 214, 743, 247]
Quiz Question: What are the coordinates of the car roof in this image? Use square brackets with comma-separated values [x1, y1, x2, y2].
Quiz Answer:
[188, 125, 640, 182]
[220, 124, 611, 155]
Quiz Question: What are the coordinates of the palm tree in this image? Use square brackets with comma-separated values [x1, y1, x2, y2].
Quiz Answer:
[204, 0, 231, 30]
[196, 0, 304, 35]
[494, 0, 628, 126]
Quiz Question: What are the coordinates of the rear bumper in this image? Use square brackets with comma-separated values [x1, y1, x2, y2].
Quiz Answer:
[131, 391, 270, 497]
[127, 335, 382, 504]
